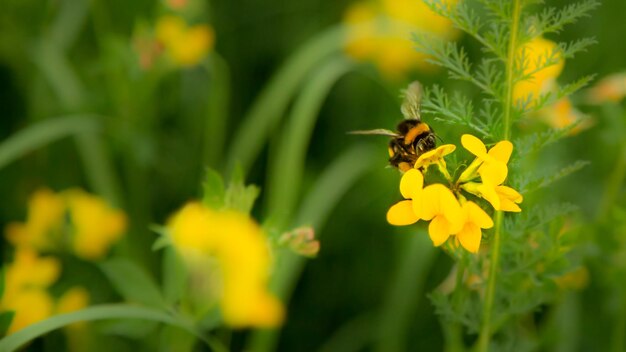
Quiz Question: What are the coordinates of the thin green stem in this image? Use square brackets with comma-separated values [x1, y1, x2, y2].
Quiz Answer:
[477, 1, 521, 350]
[203, 53, 231, 169]
[478, 211, 504, 352]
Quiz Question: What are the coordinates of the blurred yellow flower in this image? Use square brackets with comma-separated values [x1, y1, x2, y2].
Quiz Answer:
[5, 188, 127, 261]
[343, 0, 458, 78]
[5, 188, 64, 250]
[514, 37, 564, 105]
[156, 15, 214, 67]
[65, 189, 127, 260]
[1, 249, 58, 334]
[587, 72, 626, 103]
[167, 202, 284, 328]
[455, 201, 493, 253]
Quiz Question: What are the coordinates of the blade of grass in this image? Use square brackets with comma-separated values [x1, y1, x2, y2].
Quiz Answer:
[266, 56, 353, 228]
[0, 115, 99, 171]
[202, 53, 231, 169]
[0, 304, 226, 352]
[225, 26, 346, 176]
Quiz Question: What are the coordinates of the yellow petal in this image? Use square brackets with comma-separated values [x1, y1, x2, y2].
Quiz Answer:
[497, 185, 523, 203]
[488, 140, 513, 164]
[428, 215, 451, 246]
[479, 161, 508, 185]
[461, 134, 487, 157]
[457, 223, 482, 253]
[478, 184, 501, 210]
[400, 169, 423, 199]
[387, 200, 419, 225]
[466, 201, 494, 229]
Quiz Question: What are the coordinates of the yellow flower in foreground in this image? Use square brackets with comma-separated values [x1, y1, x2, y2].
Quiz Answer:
[414, 144, 456, 178]
[65, 190, 127, 260]
[387, 169, 464, 247]
[167, 202, 284, 327]
[417, 184, 464, 246]
[5, 188, 64, 250]
[455, 201, 493, 253]
[514, 37, 564, 105]
[587, 72, 626, 104]
[156, 15, 214, 67]
[459, 134, 512, 185]
[343, 0, 458, 78]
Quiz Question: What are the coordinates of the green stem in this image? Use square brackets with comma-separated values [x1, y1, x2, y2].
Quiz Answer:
[477, 1, 521, 350]
[265, 56, 353, 228]
[203, 53, 231, 169]
[0, 304, 227, 352]
[225, 26, 346, 176]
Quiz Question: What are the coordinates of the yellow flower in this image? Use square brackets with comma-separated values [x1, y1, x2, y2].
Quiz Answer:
[1, 249, 60, 333]
[343, 0, 458, 78]
[417, 184, 464, 246]
[65, 190, 127, 260]
[5, 188, 65, 250]
[387, 169, 424, 226]
[587, 72, 626, 103]
[414, 144, 456, 179]
[167, 202, 284, 328]
[461, 182, 523, 212]
[387, 169, 464, 246]
[156, 15, 214, 67]
[513, 37, 564, 105]
[454, 201, 493, 253]
[459, 134, 512, 185]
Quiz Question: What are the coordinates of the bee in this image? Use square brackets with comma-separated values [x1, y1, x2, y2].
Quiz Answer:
[350, 81, 436, 172]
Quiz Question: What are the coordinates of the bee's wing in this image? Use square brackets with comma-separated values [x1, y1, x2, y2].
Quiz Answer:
[348, 129, 399, 137]
[400, 81, 423, 120]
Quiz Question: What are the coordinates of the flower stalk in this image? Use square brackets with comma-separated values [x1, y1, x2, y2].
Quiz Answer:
[477, 0, 521, 350]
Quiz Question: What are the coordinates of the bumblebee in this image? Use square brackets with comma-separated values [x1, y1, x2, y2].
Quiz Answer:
[350, 81, 436, 172]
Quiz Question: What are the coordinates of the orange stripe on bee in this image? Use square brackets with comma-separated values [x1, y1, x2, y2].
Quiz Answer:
[403, 123, 430, 144]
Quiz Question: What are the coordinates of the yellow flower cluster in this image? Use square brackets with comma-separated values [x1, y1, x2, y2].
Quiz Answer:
[514, 37, 588, 131]
[155, 15, 214, 67]
[342, 0, 458, 78]
[387, 134, 523, 253]
[0, 249, 88, 334]
[167, 202, 284, 328]
[5, 188, 127, 261]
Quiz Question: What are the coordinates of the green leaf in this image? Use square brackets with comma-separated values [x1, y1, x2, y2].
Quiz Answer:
[224, 168, 260, 214]
[99, 259, 166, 308]
[0, 311, 15, 336]
[97, 319, 158, 339]
[162, 247, 188, 306]
[0, 304, 224, 352]
[202, 167, 225, 209]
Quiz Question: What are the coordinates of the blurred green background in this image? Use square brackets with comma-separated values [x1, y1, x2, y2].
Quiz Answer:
[1, 0, 626, 351]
